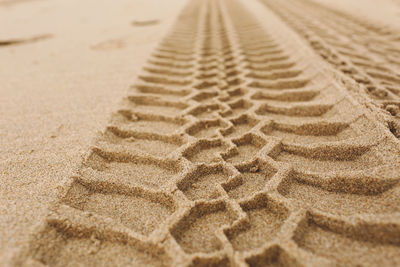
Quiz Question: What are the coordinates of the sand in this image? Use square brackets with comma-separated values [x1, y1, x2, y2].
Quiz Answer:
[2, 0, 400, 266]
[0, 0, 186, 264]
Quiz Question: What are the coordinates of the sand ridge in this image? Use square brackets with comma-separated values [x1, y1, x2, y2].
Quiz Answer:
[263, 0, 400, 139]
[5, 0, 400, 266]
[0, 0, 188, 264]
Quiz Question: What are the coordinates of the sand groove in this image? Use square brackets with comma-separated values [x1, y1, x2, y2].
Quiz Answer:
[17, 0, 400, 266]
[261, 0, 400, 138]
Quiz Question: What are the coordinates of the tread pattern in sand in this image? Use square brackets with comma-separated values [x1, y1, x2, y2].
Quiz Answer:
[261, 0, 400, 138]
[19, 0, 400, 266]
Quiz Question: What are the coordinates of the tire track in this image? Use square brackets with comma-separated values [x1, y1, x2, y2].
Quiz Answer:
[261, 0, 400, 138]
[16, 0, 400, 266]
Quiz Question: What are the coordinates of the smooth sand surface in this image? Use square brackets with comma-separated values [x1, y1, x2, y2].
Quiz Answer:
[315, 0, 400, 28]
[0, 0, 185, 263]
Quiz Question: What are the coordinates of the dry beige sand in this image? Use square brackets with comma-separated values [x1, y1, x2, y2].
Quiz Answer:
[315, 0, 400, 28]
[1, 0, 400, 266]
[0, 0, 186, 264]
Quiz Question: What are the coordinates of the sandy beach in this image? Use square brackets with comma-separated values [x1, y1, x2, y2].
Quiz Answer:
[1, 0, 400, 266]
[0, 0, 186, 263]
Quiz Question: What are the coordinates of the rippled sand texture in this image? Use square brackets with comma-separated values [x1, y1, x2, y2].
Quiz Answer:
[6, 0, 400, 266]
